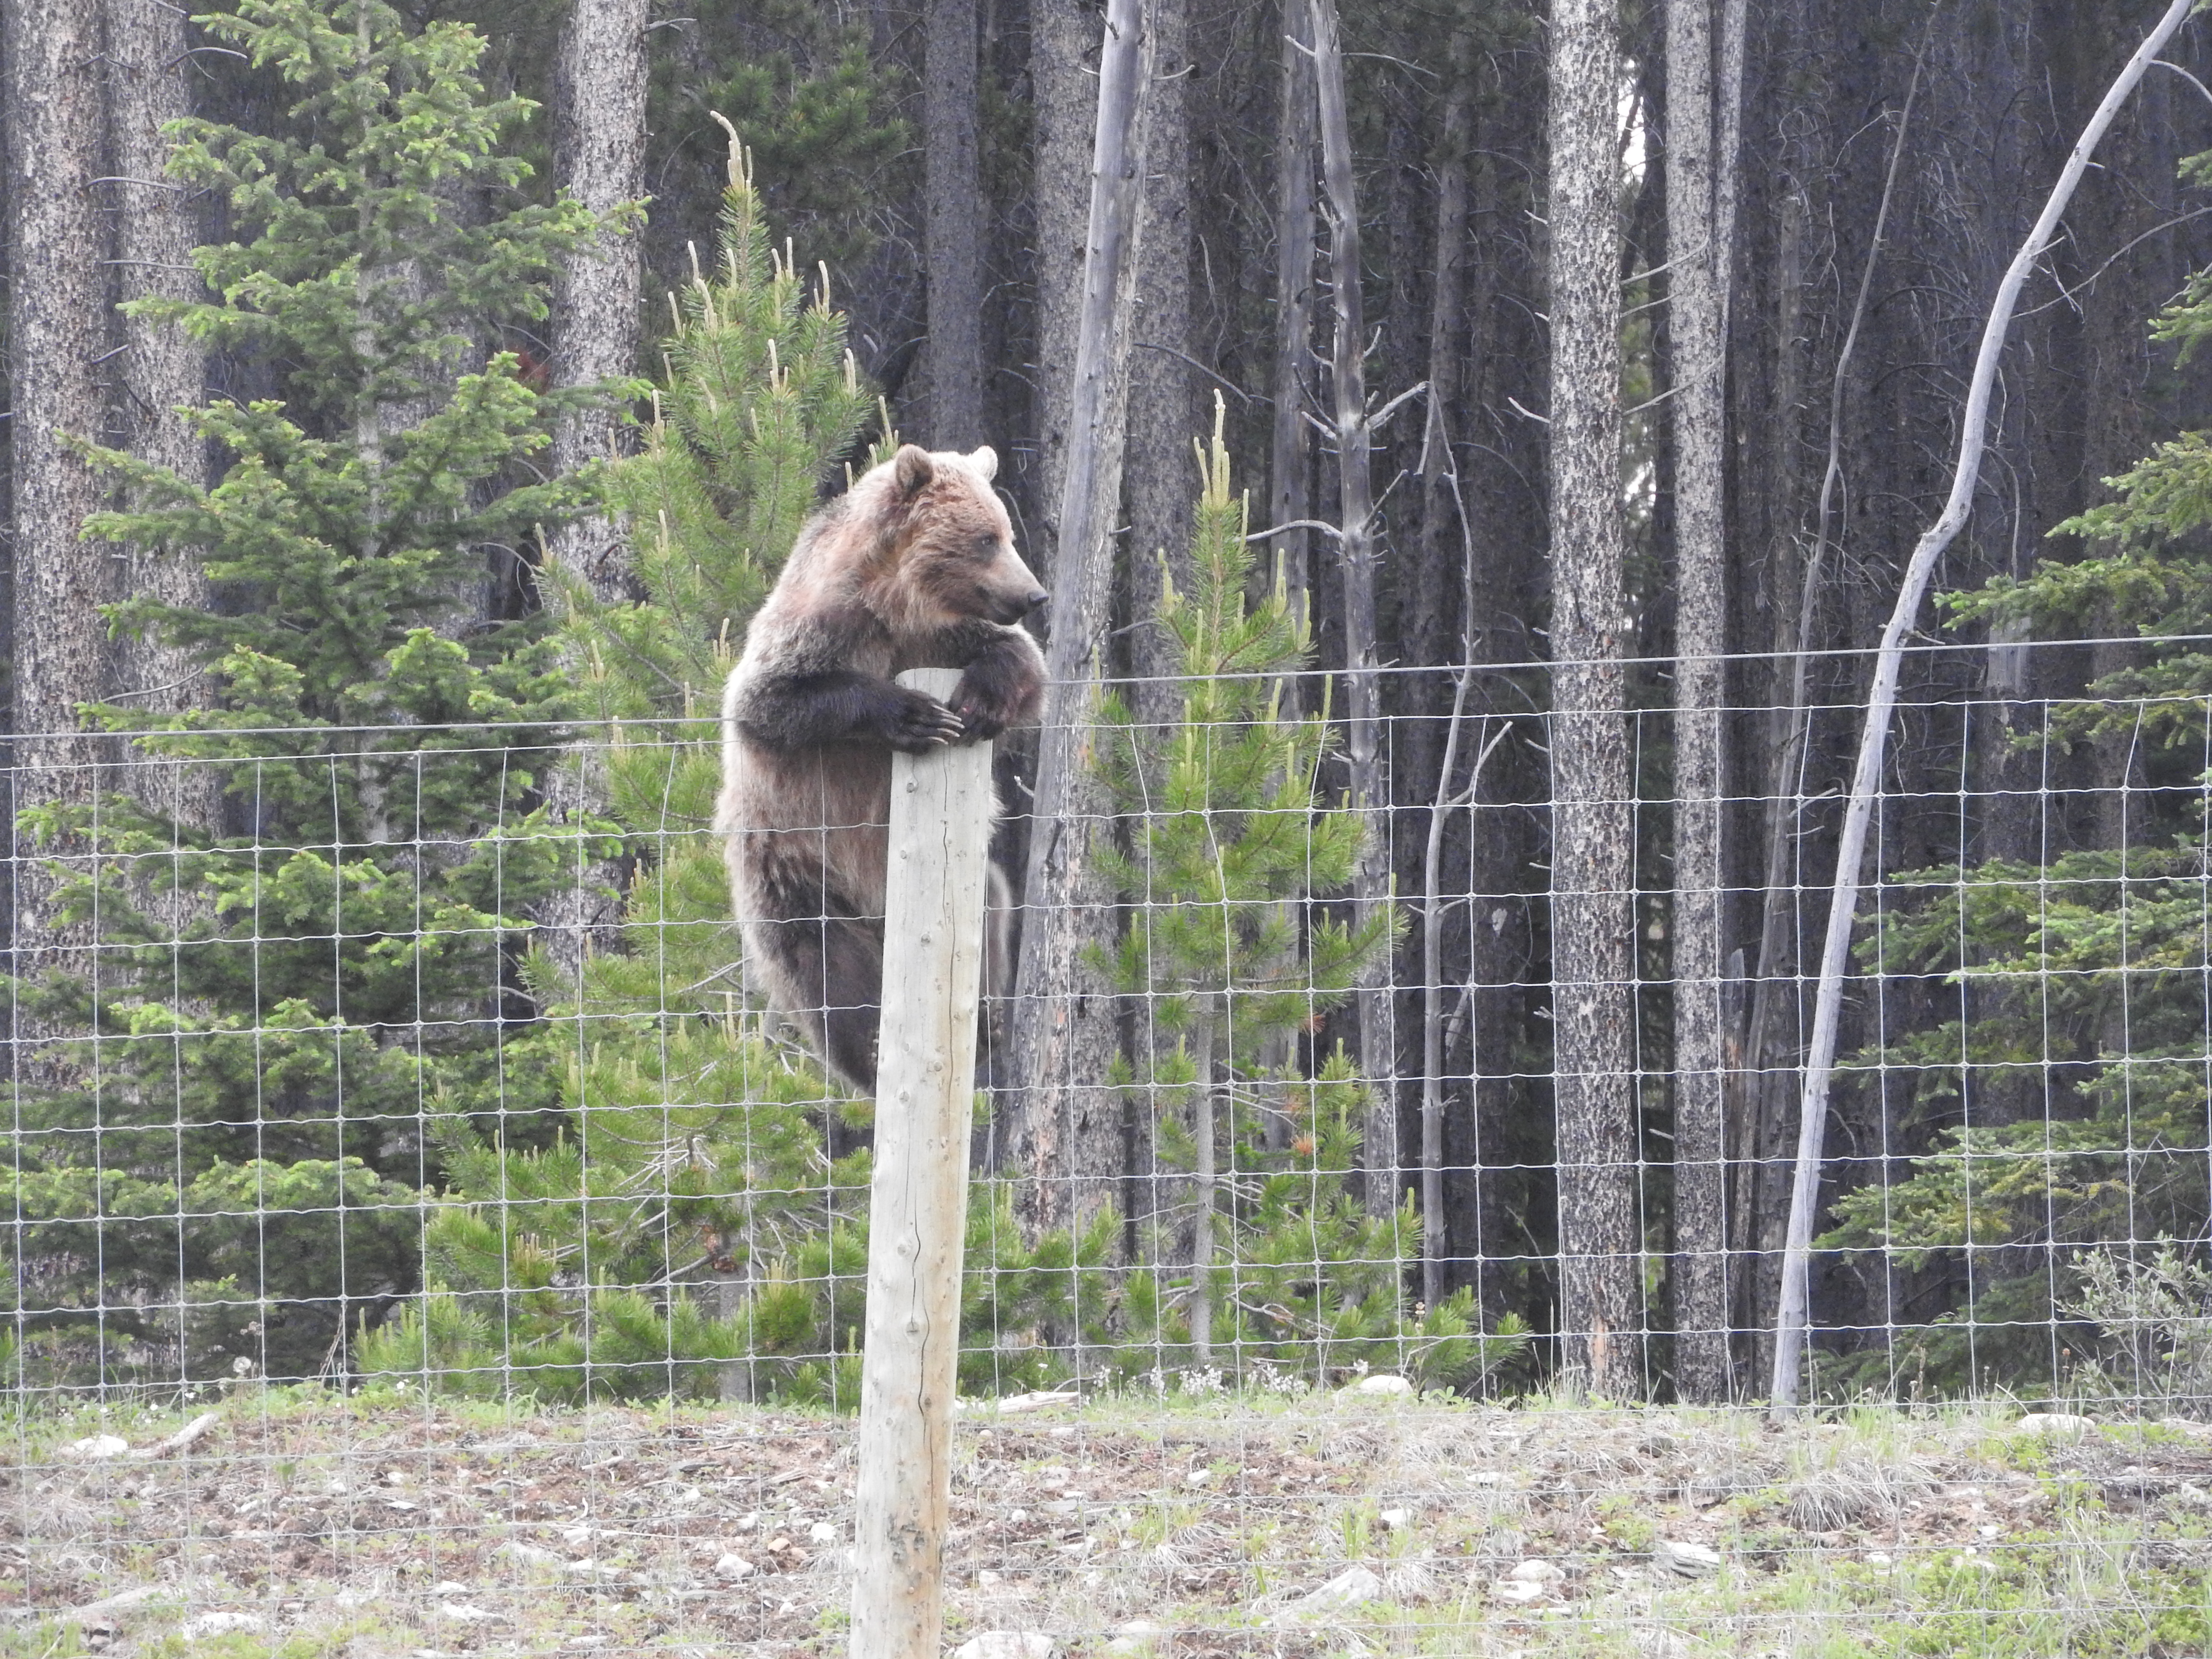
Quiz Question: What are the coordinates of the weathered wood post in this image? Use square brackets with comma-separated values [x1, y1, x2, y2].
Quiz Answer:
[849, 667, 995, 1659]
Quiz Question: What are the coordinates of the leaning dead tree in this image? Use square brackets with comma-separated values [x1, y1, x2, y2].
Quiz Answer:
[1004, 0, 1154, 1239]
[1769, 0, 2201, 1415]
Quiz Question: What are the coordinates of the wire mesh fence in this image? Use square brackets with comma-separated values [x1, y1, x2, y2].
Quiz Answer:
[3, 640, 2212, 1653]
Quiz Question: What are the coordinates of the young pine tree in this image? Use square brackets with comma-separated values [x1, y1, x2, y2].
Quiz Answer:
[368, 133, 1112, 1406]
[0, 0, 630, 1389]
[1094, 401, 1520, 1391]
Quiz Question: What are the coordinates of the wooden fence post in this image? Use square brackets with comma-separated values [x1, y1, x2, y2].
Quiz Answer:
[849, 667, 996, 1659]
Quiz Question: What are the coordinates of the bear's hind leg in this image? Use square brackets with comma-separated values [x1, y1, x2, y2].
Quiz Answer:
[756, 902, 885, 1098]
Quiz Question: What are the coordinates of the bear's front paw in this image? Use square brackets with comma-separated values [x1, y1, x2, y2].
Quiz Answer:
[950, 662, 1031, 741]
[886, 688, 965, 753]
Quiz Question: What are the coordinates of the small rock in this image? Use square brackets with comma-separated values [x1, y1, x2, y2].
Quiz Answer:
[68, 1587, 163, 1623]
[713, 1554, 755, 1581]
[1354, 1373, 1416, 1397]
[2014, 1412, 2099, 1439]
[1507, 1559, 1564, 1583]
[1184, 1468, 1212, 1487]
[807, 1521, 838, 1544]
[1653, 1540, 1721, 1577]
[1270, 1565, 1386, 1624]
[2160, 1416, 2212, 1438]
[950, 1635, 1058, 1659]
[1492, 1578, 1548, 1605]
[439, 1603, 494, 1625]
[63, 1434, 130, 1462]
[496, 1541, 565, 1570]
[430, 1582, 470, 1596]
[181, 1612, 263, 1641]
[1378, 1507, 1414, 1531]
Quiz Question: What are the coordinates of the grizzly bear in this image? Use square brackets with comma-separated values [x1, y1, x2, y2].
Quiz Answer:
[716, 443, 1048, 1093]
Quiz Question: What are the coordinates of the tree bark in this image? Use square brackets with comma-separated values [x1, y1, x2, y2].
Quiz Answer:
[7, 0, 115, 982]
[1665, 0, 1733, 1405]
[1003, 0, 1153, 1250]
[924, 0, 986, 446]
[1026, 0, 1097, 566]
[1309, 0, 1396, 1220]
[545, 0, 646, 606]
[105, 0, 219, 835]
[1768, 0, 2199, 1415]
[1126, 0, 1194, 721]
[1547, 0, 1642, 1402]
[1266, 0, 1316, 640]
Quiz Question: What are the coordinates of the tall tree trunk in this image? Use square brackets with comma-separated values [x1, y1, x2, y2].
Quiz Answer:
[1003, 0, 1153, 1253]
[1026, 0, 1097, 565]
[546, 0, 645, 605]
[1416, 58, 1473, 1309]
[536, 0, 647, 999]
[1547, 0, 1642, 1402]
[1665, 0, 1734, 1405]
[6, 0, 114, 990]
[1266, 0, 1316, 635]
[106, 0, 218, 835]
[924, 0, 986, 446]
[1127, 0, 1194, 716]
[1309, 0, 1396, 1219]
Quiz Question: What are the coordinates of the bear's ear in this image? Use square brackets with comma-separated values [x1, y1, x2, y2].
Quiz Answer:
[893, 445, 935, 497]
[967, 445, 999, 481]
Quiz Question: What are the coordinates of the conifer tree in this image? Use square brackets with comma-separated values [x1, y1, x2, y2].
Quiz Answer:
[1093, 402, 1519, 1391]
[0, 0, 625, 1387]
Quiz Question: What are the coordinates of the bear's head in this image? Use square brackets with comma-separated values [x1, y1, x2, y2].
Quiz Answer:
[868, 444, 1048, 633]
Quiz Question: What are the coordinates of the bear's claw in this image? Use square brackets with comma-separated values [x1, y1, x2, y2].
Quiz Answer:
[889, 689, 965, 752]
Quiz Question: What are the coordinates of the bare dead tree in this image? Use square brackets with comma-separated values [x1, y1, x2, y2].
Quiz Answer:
[1769, 0, 2200, 1415]
[1004, 0, 1154, 1246]
[1309, 0, 1398, 1219]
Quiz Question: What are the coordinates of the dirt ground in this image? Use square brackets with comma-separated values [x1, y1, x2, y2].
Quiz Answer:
[2, 1382, 2210, 1658]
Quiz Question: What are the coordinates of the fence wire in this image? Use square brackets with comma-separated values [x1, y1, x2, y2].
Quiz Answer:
[0, 642, 2209, 1654]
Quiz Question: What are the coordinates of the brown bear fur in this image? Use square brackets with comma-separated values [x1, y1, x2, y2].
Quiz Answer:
[716, 443, 1047, 1092]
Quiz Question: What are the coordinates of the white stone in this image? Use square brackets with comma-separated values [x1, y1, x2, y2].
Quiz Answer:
[1354, 1373, 1415, 1396]
[1379, 1507, 1415, 1531]
[950, 1635, 1058, 1659]
[1653, 1540, 1721, 1577]
[1269, 1565, 1386, 1624]
[63, 1435, 130, 1462]
[439, 1603, 494, 1625]
[1492, 1578, 1549, 1605]
[496, 1541, 565, 1570]
[713, 1554, 755, 1581]
[1507, 1559, 1564, 1583]
[2014, 1412, 2098, 1438]
[181, 1612, 263, 1641]
[808, 1520, 838, 1544]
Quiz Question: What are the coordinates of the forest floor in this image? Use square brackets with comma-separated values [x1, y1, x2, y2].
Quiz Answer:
[0, 1381, 2207, 1659]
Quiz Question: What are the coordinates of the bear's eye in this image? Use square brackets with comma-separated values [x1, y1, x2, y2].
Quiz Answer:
[971, 538, 999, 562]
